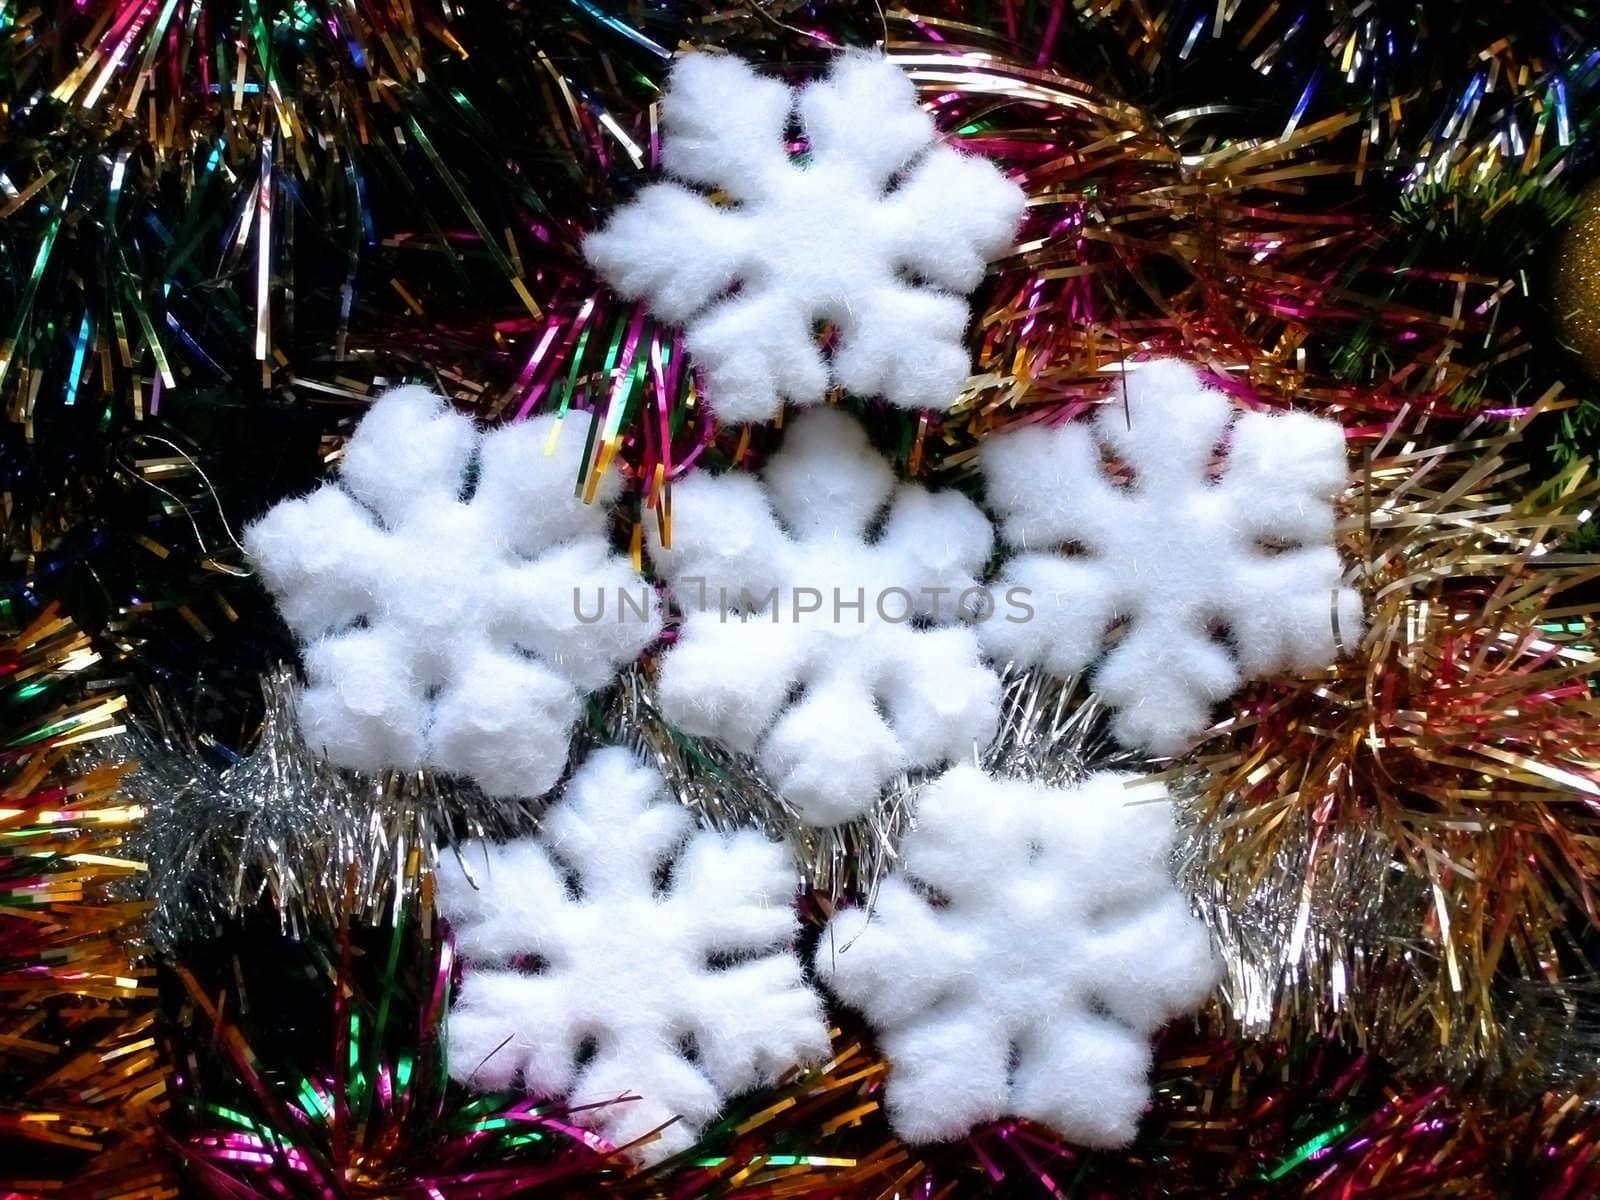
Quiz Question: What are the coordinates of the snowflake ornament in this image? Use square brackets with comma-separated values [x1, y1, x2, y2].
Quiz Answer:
[438, 748, 829, 1164]
[816, 764, 1216, 1147]
[981, 358, 1363, 755]
[244, 387, 661, 799]
[648, 407, 1001, 827]
[584, 51, 1024, 424]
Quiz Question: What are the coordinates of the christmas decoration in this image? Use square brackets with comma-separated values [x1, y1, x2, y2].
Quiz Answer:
[245, 387, 660, 799]
[816, 764, 1216, 1148]
[585, 51, 1024, 424]
[1554, 178, 1600, 380]
[0, 610, 173, 1197]
[163, 906, 614, 1199]
[1187, 401, 1600, 1079]
[133, 667, 545, 950]
[438, 748, 829, 1163]
[982, 358, 1363, 754]
[648, 406, 1000, 826]
[6, 0, 1600, 1196]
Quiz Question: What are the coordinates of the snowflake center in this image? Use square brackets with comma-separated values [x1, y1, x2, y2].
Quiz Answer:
[748, 164, 890, 318]
[379, 502, 492, 652]
[1116, 490, 1237, 620]
[725, 542, 910, 641]
[563, 901, 699, 1017]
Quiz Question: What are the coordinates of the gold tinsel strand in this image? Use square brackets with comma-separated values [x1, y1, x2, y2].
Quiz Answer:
[1185, 399, 1600, 1080]
[1553, 178, 1600, 379]
[0, 607, 175, 1196]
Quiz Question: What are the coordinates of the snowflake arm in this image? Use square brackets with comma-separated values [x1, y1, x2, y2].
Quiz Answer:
[1007, 1012, 1153, 1147]
[472, 414, 620, 555]
[428, 647, 581, 797]
[885, 1002, 1013, 1142]
[1221, 409, 1347, 544]
[654, 618, 806, 753]
[585, 53, 1023, 423]
[761, 406, 895, 541]
[498, 538, 661, 691]
[1219, 409, 1363, 673]
[1079, 892, 1220, 1035]
[1102, 359, 1234, 500]
[669, 827, 801, 947]
[886, 145, 1028, 293]
[815, 766, 1216, 1148]
[760, 677, 904, 827]
[817, 880, 975, 1027]
[877, 485, 994, 611]
[685, 288, 832, 422]
[657, 54, 795, 203]
[580, 1043, 724, 1161]
[880, 626, 1001, 764]
[584, 185, 754, 325]
[670, 828, 823, 1101]
[298, 627, 426, 772]
[798, 51, 936, 187]
[245, 487, 390, 637]
[244, 389, 660, 799]
[650, 472, 789, 608]
[981, 419, 1126, 552]
[982, 555, 1117, 677]
[439, 750, 828, 1164]
[338, 384, 478, 525]
[445, 969, 582, 1095]
[978, 358, 1363, 754]
[438, 842, 581, 1093]
[830, 284, 974, 413]
[1229, 548, 1363, 675]
[683, 951, 828, 1095]
[1092, 617, 1243, 755]
[540, 749, 694, 904]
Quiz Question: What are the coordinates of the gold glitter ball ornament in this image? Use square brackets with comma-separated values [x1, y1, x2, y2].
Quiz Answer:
[1554, 179, 1600, 377]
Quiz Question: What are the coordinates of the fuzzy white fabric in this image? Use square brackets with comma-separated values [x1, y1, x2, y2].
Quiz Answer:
[584, 51, 1024, 424]
[438, 748, 829, 1164]
[648, 407, 1001, 827]
[981, 359, 1364, 755]
[244, 388, 661, 799]
[816, 765, 1216, 1147]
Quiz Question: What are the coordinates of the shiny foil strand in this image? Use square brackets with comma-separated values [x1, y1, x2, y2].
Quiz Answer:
[602, 663, 1137, 905]
[130, 666, 550, 950]
[167, 969, 1600, 1199]
[881, 23, 1588, 467]
[5, 1, 1600, 1194]
[163, 904, 615, 1199]
[0, 607, 176, 1197]
[6, 0, 1594, 747]
[1182, 398, 1600, 1083]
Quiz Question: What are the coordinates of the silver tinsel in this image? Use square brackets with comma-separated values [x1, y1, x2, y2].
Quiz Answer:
[131, 667, 548, 949]
[599, 662, 1139, 904]
[126, 663, 1600, 1089]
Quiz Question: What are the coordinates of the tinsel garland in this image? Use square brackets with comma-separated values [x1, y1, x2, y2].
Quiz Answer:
[5, 2, 1597, 734]
[0, 609, 173, 1197]
[130, 668, 547, 949]
[1186, 400, 1600, 1078]
[161, 908, 1600, 1199]
[5, 1, 1600, 1196]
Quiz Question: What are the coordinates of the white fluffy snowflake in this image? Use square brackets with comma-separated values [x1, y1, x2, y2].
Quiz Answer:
[648, 407, 1001, 827]
[816, 764, 1216, 1147]
[584, 51, 1024, 424]
[981, 358, 1364, 755]
[438, 748, 829, 1164]
[244, 387, 661, 799]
